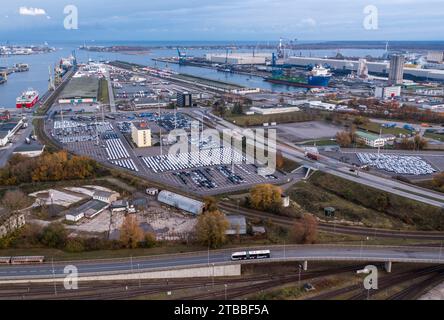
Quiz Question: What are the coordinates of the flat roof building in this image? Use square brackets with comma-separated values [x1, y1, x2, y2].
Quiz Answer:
[58, 76, 99, 104]
[131, 122, 152, 148]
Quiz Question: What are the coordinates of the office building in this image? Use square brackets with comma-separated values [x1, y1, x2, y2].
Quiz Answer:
[131, 122, 152, 148]
[389, 55, 405, 85]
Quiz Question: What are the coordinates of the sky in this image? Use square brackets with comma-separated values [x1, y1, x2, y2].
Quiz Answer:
[1, 0, 444, 42]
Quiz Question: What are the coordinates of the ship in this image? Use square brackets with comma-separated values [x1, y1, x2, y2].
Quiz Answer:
[14, 63, 29, 72]
[265, 65, 332, 88]
[16, 89, 39, 109]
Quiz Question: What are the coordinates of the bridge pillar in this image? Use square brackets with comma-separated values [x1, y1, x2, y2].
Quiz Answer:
[384, 261, 392, 273]
[302, 261, 308, 271]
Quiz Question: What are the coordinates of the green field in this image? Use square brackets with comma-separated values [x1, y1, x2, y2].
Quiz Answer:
[98, 78, 110, 104]
[358, 122, 410, 136]
[288, 171, 444, 231]
[225, 112, 317, 127]
[424, 132, 444, 142]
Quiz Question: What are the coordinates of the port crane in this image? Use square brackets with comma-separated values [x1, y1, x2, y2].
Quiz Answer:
[177, 48, 187, 65]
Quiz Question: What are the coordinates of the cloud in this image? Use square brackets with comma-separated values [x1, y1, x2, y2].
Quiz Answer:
[300, 18, 317, 27]
[19, 7, 46, 16]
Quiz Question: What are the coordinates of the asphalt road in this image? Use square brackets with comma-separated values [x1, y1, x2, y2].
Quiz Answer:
[1, 245, 443, 280]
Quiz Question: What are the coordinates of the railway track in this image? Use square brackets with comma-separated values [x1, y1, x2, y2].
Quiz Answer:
[307, 265, 444, 300]
[387, 271, 444, 300]
[219, 202, 444, 240]
[181, 264, 370, 300]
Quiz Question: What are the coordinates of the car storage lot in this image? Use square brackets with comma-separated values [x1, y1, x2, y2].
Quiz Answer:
[44, 113, 289, 196]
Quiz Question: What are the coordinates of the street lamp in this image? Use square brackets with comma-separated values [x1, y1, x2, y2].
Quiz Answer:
[224, 284, 228, 300]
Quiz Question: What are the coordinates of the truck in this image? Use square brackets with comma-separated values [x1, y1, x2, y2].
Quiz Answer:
[306, 152, 320, 161]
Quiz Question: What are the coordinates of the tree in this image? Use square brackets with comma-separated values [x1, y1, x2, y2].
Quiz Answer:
[40, 222, 68, 249]
[231, 103, 243, 115]
[276, 151, 285, 170]
[195, 210, 229, 249]
[433, 172, 444, 189]
[335, 131, 352, 147]
[120, 215, 144, 249]
[203, 197, 219, 213]
[292, 215, 318, 244]
[250, 184, 282, 213]
[1, 190, 31, 212]
[142, 232, 157, 248]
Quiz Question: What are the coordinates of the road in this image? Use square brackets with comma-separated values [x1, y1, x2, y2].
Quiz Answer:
[195, 109, 444, 208]
[105, 67, 116, 113]
[1, 245, 444, 280]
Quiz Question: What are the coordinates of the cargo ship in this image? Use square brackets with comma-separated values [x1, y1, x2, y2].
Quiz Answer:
[266, 65, 332, 88]
[16, 89, 39, 109]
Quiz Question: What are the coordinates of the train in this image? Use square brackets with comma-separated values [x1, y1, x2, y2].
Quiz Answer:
[0, 256, 45, 265]
[231, 250, 271, 261]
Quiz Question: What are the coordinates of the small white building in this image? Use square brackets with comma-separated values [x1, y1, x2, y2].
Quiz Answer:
[146, 188, 159, 196]
[65, 211, 84, 222]
[93, 190, 119, 204]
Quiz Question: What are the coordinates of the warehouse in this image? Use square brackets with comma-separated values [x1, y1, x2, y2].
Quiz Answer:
[65, 199, 109, 222]
[250, 105, 301, 115]
[58, 76, 99, 104]
[205, 53, 270, 65]
[157, 190, 204, 215]
[13, 143, 46, 158]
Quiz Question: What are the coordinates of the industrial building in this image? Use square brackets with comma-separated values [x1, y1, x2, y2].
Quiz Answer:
[13, 144, 46, 158]
[249, 105, 300, 115]
[374, 86, 401, 99]
[388, 55, 405, 85]
[308, 101, 337, 111]
[283, 56, 444, 82]
[157, 190, 204, 215]
[177, 92, 192, 108]
[427, 51, 444, 63]
[355, 131, 395, 148]
[131, 122, 152, 147]
[58, 76, 99, 104]
[65, 199, 109, 222]
[205, 53, 270, 65]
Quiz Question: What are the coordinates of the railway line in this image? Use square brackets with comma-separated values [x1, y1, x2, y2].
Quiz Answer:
[307, 265, 444, 300]
[219, 202, 444, 240]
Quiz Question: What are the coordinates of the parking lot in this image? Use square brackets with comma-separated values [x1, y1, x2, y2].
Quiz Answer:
[45, 113, 288, 196]
[357, 153, 437, 176]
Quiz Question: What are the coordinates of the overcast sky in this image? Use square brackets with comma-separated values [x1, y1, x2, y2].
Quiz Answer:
[1, 0, 443, 42]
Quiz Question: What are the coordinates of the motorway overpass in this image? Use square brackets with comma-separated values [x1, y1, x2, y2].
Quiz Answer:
[1, 245, 443, 281]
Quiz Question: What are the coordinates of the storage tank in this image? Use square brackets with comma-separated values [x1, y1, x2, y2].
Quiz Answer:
[157, 191, 204, 215]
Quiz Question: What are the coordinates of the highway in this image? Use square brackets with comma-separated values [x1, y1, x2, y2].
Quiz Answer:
[196, 109, 444, 208]
[1, 245, 444, 280]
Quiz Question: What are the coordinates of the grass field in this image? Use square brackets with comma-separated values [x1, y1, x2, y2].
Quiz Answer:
[98, 78, 110, 104]
[224, 112, 317, 127]
[358, 122, 410, 136]
[288, 171, 444, 231]
[424, 132, 444, 142]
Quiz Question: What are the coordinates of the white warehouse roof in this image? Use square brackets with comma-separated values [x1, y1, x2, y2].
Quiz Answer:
[157, 191, 204, 215]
